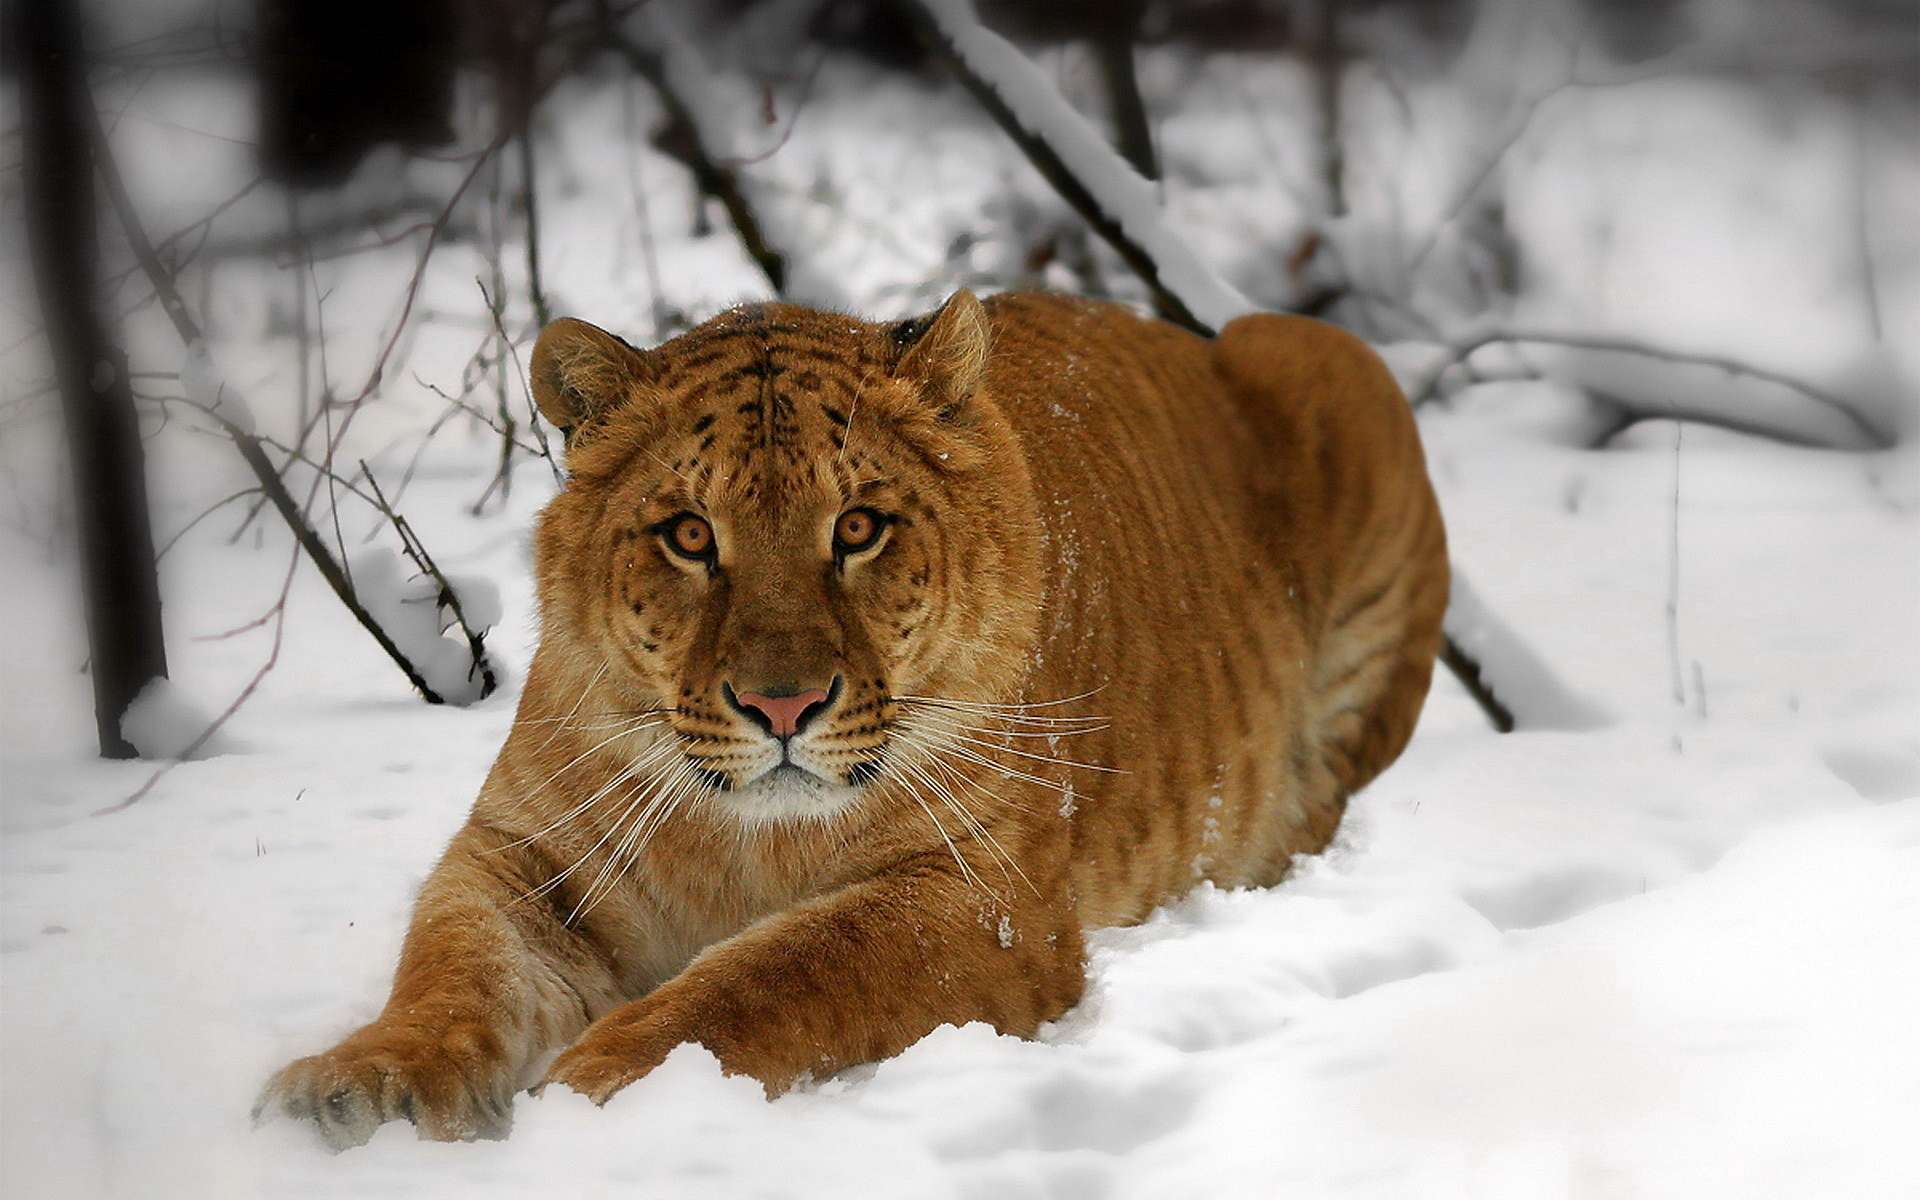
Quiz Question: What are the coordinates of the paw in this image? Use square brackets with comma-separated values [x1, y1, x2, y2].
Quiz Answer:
[541, 1029, 653, 1106]
[542, 1005, 702, 1105]
[253, 1022, 514, 1151]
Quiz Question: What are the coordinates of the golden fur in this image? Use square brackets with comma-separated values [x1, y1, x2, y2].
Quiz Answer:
[257, 291, 1447, 1148]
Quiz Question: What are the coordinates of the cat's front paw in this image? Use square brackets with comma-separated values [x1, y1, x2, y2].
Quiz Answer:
[541, 1024, 659, 1105]
[254, 1021, 514, 1151]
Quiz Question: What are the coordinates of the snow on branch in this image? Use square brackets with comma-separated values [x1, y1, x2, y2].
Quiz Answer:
[92, 102, 500, 710]
[1406, 327, 1899, 451]
[347, 550, 502, 707]
[904, 0, 1589, 733]
[615, 10, 847, 308]
[361, 467, 502, 705]
[900, 0, 1263, 332]
[1445, 573, 1610, 733]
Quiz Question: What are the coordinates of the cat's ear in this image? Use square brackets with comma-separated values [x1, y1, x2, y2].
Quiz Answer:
[891, 290, 989, 417]
[530, 318, 656, 441]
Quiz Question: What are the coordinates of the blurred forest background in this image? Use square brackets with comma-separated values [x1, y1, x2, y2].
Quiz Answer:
[2, 0, 1915, 763]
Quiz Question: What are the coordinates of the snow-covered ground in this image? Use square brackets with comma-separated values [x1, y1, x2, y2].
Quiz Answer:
[4, 13, 1919, 1197]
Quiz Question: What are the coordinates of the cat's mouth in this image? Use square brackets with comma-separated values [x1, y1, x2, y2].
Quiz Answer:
[720, 761, 864, 824]
[764, 761, 815, 784]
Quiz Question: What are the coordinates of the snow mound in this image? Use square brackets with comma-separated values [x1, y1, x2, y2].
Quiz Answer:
[347, 549, 500, 706]
[118, 676, 223, 760]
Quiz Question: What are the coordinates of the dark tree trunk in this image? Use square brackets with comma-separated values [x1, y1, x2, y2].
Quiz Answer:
[1092, 0, 1157, 181]
[1308, 0, 1347, 218]
[16, 0, 170, 758]
[254, 0, 458, 185]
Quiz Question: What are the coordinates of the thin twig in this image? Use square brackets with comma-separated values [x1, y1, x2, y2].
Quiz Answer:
[90, 99, 450, 703]
[478, 278, 562, 486]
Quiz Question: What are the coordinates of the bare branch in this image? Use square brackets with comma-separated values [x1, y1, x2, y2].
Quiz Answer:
[896, 0, 1554, 733]
[613, 33, 791, 295]
[90, 99, 454, 704]
[362, 466, 499, 701]
[896, 0, 1242, 330]
[477, 277, 562, 485]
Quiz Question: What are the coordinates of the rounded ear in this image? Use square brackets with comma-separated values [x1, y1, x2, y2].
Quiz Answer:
[891, 289, 989, 415]
[530, 317, 654, 439]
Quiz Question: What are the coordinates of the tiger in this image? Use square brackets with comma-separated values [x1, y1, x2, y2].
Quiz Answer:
[256, 289, 1448, 1148]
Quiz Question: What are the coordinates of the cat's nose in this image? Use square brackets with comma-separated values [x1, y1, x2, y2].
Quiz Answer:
[725, 679, 836, 739]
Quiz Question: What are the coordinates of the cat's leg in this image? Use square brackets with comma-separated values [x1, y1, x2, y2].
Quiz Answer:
[255, 822, 624, 1149]
[543, 850, 1084, 1101]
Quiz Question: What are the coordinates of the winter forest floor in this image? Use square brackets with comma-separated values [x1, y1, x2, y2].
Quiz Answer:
[4, 15, 1920, 1199]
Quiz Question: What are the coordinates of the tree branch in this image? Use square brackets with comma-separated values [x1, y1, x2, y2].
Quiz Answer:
[1408, 327, 1894, 450]
[896, 0, 1560, 733]
[613, 34, 789, 294]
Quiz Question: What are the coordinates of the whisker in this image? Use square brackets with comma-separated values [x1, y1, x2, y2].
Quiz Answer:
[904, 709, 1111, 741]
[893, 726, 1078, 796]
[490, 734, 681, 854]
[529, 661, 609, 751]
[893, 748, 1033, 897]
[623, 761, 710, 865]
[893, 700, 1108, 730]
[517, 749, 682, 909]
[513, 707, 680, 727]
[934, 729, 1124, 774]
[892, 685, 1107, 713]
[876, 747, 981, 893]
[525, 718, 671, 799]
[909, 736, 1037, 817]
[570, 758, 701, 923]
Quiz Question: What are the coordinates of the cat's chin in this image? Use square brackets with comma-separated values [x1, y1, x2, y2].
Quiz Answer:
[717, 762, 865, 827]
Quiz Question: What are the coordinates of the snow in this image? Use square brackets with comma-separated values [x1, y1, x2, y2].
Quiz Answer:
[118, 676, 222, 761]
[346, 548, 501, 707]
[915, 0, 1255, 332]
[4, 9, 1919, 1198]
[913, 0, 1606, 729]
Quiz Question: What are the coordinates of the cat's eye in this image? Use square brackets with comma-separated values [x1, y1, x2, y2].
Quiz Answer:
[660, 513, 715, 562]
[833, 508, 888, 557]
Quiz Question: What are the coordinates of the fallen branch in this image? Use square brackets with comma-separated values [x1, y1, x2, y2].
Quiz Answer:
[1407, 327, 1894, 450]
[363, 467, 499, 700]
[613, 13, 847, 306]
[897, 0, 1259, 330]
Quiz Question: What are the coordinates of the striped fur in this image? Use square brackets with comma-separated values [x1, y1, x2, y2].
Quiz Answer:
[256, 292, 1447, 1148]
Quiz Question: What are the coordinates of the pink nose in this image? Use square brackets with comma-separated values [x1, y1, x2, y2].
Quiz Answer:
[732, 688, 831, 738]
